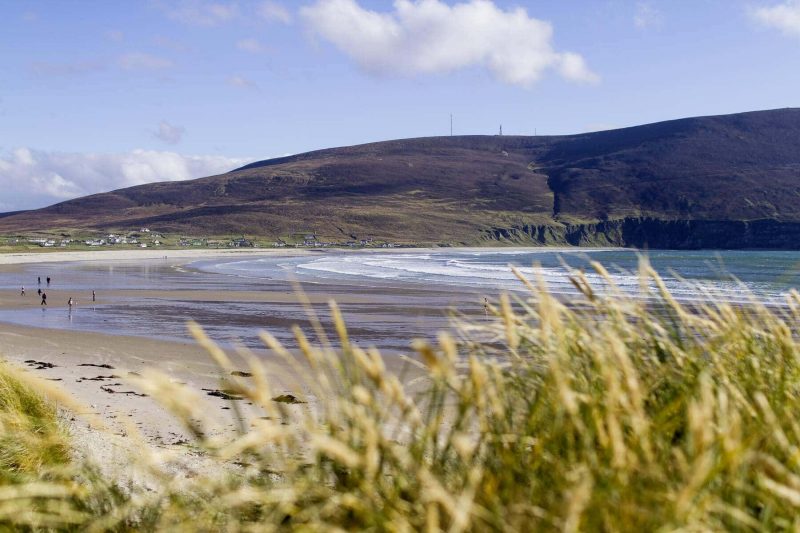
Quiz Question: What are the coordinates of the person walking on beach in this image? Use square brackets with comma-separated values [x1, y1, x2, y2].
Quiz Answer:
[20, 286, 25, 296]
[92, 290, 96, 302]
[40, 292, 47, 306]
[68, 297, 73, 308]
[46, 277, 51, 286]
[37, 288, 41, 296]
[37, 276, 41, 285]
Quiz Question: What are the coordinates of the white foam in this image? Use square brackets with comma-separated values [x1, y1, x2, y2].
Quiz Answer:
[198, 251, 795, 306]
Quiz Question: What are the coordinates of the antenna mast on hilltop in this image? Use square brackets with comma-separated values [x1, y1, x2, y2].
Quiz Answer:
[499, 124, 503, 136]
[450, 114, 453, 136]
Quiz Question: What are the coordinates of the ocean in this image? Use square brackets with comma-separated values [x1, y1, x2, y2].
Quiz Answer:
[1, 249, 799, 352]
[197, 248, 800, 304]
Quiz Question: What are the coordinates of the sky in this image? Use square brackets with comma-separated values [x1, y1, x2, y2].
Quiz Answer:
[1, 0, 800, 211]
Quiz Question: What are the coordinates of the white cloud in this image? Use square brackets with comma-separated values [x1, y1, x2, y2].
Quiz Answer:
[236, 38, 265, 53]
[300, 0, 598, 87]
[118, 52, 173, 70]
[258, 1, 292, 24]
[558, 52, 598, 84]
[154, 121, 186, 144]
[634, 2, 662, 30]
[228, 75, 259, 89]
[751, 1, 800, 37]
[0, 148, 253, 211]
[156, 0, 239, 26]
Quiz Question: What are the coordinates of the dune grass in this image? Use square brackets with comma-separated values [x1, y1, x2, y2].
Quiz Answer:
[0, 361, 89, 528]
[6, 258, 800, 530]
[0, 362, 70, 482]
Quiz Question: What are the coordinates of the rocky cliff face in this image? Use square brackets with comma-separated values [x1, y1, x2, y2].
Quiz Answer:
[484, 218, 800, 249]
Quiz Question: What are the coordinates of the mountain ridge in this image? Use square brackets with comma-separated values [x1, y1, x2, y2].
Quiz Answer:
[3, 107, 800, 248]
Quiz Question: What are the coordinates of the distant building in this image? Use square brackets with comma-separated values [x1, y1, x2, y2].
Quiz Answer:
[232, 238, 254, 248]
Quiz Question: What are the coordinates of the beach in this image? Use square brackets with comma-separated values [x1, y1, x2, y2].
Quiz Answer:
[2, 247, 800, 528]
[2, 246, 800, 474]
[0, 248, 445, 475]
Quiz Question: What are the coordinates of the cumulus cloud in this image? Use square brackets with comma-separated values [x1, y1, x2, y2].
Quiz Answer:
[0, 148, 252, 211]
[155, 0, 239, 26]
[228, 75, 259, 89]
[634, 2, 662, 30]
[300, 0, 598, 87]
[237, 38, 265, 53]
[118, 52, 173, 70]
[259, 1, 292, 24]
[154, 121, 186, 144]
[751, 0, 800, 37]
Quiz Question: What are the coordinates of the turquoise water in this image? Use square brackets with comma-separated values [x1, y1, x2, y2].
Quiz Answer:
[198, 249, 800, 304]
[1, 249, 799, 350]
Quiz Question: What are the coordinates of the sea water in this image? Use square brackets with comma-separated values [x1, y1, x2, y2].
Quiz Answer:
[1, 249, 799, 351]
[198, 249, 800, 305]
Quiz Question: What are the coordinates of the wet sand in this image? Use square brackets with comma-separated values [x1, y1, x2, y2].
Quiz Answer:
[0, 247, 293, 265]
[0, 249, 488, 355]
[0, 250, 446, 475]
[0, 301, 428, 482]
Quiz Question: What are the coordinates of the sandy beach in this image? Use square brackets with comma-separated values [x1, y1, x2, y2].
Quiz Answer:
[0, 247, 292, 265]
[0, 249, 439, 477]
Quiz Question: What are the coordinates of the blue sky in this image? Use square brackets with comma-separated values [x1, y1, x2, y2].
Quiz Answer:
[1, 0, 799, 210]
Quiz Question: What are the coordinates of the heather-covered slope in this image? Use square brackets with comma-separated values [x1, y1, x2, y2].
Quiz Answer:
[3, 108, 800, 248]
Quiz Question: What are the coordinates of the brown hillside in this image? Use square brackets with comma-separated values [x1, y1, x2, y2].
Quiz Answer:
[3, 108, 800, 247]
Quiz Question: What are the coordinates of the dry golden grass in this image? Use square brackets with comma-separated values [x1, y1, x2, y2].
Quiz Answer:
[6, 258, 800, 530]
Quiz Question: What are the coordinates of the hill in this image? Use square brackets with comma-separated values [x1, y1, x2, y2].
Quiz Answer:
[3, 108, 800, 248]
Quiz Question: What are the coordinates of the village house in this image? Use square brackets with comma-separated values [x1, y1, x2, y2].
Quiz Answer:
[231, 238, 254, 248]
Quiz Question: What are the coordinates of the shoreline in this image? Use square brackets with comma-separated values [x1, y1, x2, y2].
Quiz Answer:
[0, 247, 302, 265]
[3, 245, 791, 470]
[0, 309, 427, 484]
[0, 250, 434, 470]
[0, 245, 599, 266]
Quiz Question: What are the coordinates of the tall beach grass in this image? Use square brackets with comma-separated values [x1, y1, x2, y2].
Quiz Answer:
[4, 258, 800, 530]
